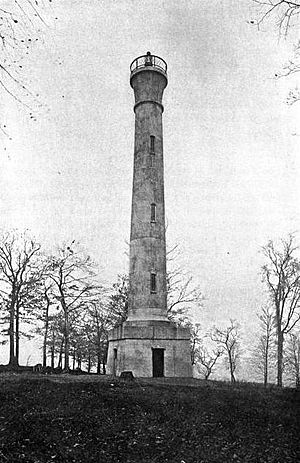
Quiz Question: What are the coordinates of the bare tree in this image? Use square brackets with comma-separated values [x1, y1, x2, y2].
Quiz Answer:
[167, 273, 203, 325]
[285, 330, 300, 387]
[69, 321, 87, 371]
[0, 0, 52, 126]
[252, 1, 300, 103]
[166, 245, 203, 325]
[40, 283, 52, 368]
[196, 344, 223, 380]
[252, 0, 300, 38]
[191, 325, 226, 380]
[251, 305, 276, 386]
[47, 242, 101, 371]
[211, 320, 241, 383]
[46, 311, 65, 369]
[0, 230, 41, 366]
[32, 280, 59, 368]
[107, 246, 204, 329]
[281, 44, 300, 104]
[262, 235, 300, 386]
[85, 300, 114, 374]
[106, 274, 129, 325]
[189, 323, 202, 366]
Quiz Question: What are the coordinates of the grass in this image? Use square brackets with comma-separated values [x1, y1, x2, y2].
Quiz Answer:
[0, 374, 299, 462]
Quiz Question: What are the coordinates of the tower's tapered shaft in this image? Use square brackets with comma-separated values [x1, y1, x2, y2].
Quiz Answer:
[107, 53, 192, 378]
[127, 52, 168, 322]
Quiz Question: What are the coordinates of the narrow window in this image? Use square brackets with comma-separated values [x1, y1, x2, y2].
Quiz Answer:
[150, 135, 155, 152]
[150, 152, 155, 167]
[150, 272, 157, 293]
[150, 203, 156, 222]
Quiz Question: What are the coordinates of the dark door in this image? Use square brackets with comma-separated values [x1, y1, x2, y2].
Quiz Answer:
[113, 348, 117, 376]
[152, 349, 164, 377]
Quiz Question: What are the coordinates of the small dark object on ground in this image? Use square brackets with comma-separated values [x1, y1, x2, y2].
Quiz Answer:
[43, 366, 53, 375]
[32, 363, 43, 373]
[120, 371, 134, 380]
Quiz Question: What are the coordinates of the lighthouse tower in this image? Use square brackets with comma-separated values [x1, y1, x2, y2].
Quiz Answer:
[107, 53, 192, 378]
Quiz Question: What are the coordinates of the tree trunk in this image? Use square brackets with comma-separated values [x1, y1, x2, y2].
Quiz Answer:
[87, 352, 91, 373]
[8, 299, 16, 366]
[97, 356, 101, 375]
[95, 314, 101, 375]
[294, 342, 300, 388]
[51, 347, 55, 369]
[57, 338, 64, 369]
[51, 332, 55, 369]
[228, 352, 235, 383]
[15, 317, 19, 365]
[277, 331, 284, 387]
[15, 301, 20, 366]
[205, 369, 211, 380]
[96, 319, 102, 375]
[230, 370, 236, 383]
[64, 311, 70, 371]
[264, 347, 268, 387]
[43, 297, 50, 368]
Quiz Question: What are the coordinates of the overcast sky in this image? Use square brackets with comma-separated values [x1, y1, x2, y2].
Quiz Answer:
[1, 0, 300, 364]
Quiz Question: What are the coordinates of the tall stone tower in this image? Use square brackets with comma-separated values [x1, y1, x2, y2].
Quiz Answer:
[107, 52, 192, 378]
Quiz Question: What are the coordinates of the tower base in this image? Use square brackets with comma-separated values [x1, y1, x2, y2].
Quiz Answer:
[107, 320, 192, 378]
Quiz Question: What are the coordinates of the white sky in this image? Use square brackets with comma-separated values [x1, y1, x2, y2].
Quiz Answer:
[1, 0, 300, 364]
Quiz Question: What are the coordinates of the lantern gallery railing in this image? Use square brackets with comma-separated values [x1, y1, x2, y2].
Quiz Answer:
[130, 52, 167, 74]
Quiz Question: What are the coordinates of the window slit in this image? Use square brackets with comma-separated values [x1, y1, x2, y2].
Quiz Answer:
[150, 272, 157, 293]
[150, 135, 155, 152]
[151, 203, 156, 222]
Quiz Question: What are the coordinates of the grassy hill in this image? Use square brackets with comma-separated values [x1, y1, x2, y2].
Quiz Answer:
[0, 374, 299, 462]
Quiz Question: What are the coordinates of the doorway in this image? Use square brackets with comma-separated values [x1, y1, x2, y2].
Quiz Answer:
[113, 348, 117, 376]
[152, 348, 164, 377]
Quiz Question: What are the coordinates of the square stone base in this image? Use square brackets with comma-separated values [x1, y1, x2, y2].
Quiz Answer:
[106, 321, 192, 378]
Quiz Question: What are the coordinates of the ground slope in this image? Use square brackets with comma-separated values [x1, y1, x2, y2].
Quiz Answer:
[0, 375, 299, 462]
